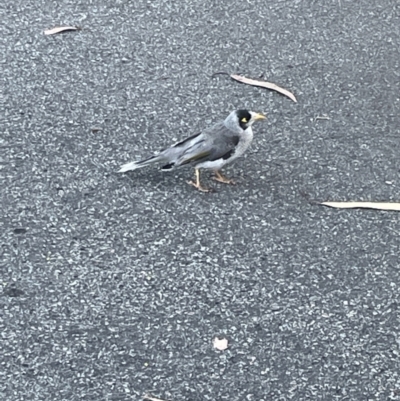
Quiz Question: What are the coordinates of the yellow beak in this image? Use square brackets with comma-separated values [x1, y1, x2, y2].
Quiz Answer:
[253, 113, 267, 121]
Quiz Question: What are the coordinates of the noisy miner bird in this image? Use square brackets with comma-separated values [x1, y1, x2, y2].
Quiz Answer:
[118, 109, 266, 192]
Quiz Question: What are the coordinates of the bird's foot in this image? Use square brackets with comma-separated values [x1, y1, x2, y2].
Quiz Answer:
[213, 172, 236, 185]
[187, 180, 212, 193]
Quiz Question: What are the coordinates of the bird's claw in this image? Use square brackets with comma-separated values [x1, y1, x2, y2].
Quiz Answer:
[187, 180, 212, 193]
[212, 177, 236, 185]
[212, 173, 236, 185]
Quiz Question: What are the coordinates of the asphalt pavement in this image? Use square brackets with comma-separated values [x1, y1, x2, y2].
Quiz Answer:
[1, 0, 400, 400]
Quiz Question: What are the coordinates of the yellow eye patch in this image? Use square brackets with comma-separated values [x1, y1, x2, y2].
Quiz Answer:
[241, 118, 247, 122]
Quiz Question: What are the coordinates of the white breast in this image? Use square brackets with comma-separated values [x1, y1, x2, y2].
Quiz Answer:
[229, 126, 254, 161]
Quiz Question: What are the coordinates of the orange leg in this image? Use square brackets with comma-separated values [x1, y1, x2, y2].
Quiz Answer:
[187, 168, 211, 192]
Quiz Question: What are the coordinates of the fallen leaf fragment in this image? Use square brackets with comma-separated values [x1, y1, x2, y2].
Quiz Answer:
[314, 115, 330, 121]
[44, 26, 80, 35]
[320, 202, 400, 211]
[230, 74, 297, 103]
[213, 337, 228, 351]
[143, 395, 170, 401]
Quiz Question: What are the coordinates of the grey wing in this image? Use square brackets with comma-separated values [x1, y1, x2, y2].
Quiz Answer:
[175, 123, 240, 166]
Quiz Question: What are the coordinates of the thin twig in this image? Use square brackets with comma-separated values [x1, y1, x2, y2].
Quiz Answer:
[144, 394, 171, 401]
[211, 71, 231, 78]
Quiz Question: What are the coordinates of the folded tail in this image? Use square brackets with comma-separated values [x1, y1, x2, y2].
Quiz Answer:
[118, 154, 164, 173]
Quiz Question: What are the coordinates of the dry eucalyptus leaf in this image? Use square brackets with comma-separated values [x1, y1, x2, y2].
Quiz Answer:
[320, 202, 400, 211]
[231, 74, 297, 103]
[44, 26, 80, 35]
[213, 337, 228, 351]
[143, 395, 169, 401]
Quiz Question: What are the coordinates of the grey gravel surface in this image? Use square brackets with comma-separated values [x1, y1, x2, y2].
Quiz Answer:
[1, 0, 400, 400]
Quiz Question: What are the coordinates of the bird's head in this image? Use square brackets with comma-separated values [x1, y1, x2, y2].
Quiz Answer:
[235, 110, 266, 130]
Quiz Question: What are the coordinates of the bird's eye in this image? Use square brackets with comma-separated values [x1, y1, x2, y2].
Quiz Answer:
[241, 118, 247, 123]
